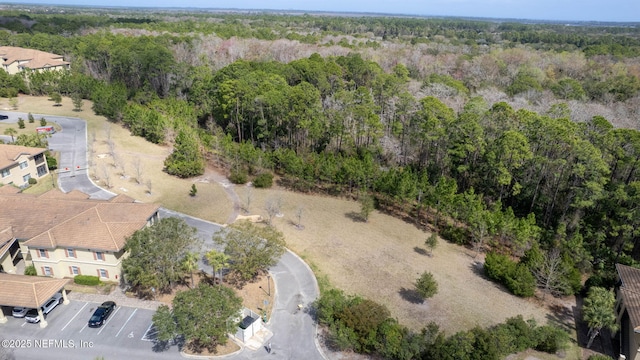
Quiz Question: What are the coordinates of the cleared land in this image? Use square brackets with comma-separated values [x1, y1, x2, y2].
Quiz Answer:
[3, 96, 577, 349]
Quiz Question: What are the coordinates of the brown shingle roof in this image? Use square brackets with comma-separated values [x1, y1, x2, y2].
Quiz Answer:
[2, 189, 159, 251]
[0, 144, 46, 170]
[0, 273, 69, 308]
[617, 263, 640, 333]
[0, 46, 69, 71]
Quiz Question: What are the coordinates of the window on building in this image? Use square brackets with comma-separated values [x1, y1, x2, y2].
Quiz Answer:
[19, 161, 28, 169]
[34, 153, 44, 164]
[70, 266, 80, 275]
[1, 169, 9, 178]
[98, 269, 108, 278]
[37, 164, 47, 177]
[38, 249, 48, 258]
[22, 174, 31, 183]
[95, 251, 104, 261]
[43, 266, 52, 276]
[67, 248, 75, 258]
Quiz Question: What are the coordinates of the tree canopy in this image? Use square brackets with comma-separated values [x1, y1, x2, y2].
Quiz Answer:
[152, 283, 242, 352]
[213, 221, 286, 282]
[122, 217, 201, 296]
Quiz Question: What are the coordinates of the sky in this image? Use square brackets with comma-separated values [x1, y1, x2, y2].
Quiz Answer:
[6, 0, 640, 22]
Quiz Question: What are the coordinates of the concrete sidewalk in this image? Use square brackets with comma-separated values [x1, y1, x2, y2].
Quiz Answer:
[66, 285, 162, 310]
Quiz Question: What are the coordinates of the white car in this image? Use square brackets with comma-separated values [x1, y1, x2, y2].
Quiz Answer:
[12, 307, 30, 318]
[25, 293, 63, 323]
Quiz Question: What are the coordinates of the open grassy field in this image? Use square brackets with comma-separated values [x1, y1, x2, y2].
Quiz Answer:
[3, 95, 583, 358]
[0, 95, 234, 222]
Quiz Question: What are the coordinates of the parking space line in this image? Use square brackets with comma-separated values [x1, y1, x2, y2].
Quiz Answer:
[79, 323, 87, 333]
[115, 308, 137, 337]
[97, 306, 121, 335]
[141, 323, 156, 341]
[61, 302, 88, 331]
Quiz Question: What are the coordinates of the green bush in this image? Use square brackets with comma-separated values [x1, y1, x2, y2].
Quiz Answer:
[28, 177, 37, 185]
[253, 172, 273, 188]
[229, 169, 248, 184]
[74, 275, 102, 286]
[24, 264, 37, 276]
[485, 252, 536, 297]
[45, 152, 57, 171]
[17, 118, 25, 129]
[534, 325, 570, 353]
[439, 224, 468, 245]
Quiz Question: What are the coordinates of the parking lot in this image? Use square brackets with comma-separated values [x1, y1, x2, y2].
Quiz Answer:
[1, 300, 180, 360]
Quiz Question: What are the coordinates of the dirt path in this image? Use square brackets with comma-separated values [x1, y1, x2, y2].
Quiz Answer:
[196, 165, 242, 225]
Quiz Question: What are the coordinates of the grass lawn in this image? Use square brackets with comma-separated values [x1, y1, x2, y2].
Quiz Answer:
[4, 95, 587, 359]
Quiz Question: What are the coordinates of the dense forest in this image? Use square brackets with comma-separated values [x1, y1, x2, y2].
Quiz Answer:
[1, 6, 640, 356]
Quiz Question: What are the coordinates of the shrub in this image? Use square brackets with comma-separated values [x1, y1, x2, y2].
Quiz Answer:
[28, 177, 37, 185]
[253, 172, 273, 188]
[40, 117, 47, 126]
[439, 224, 468, 245]
[74, 275, 102, 286]
[28, 112, 34, 123]
[415, 271, 439, 299]
[229, 169, 248, 184]
[24, 264, 37, 276]
[45, 152, 57, 170]
[484, 252, 536, 297]
[17, 118, 25, 129]
[534, 325, 569, 353]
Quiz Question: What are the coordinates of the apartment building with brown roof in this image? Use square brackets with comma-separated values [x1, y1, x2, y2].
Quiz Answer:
[0, 46, 69, 75]
[0, 189, 160, 282]
[0, 144, 50, 188]
[616, 263, 640, 360]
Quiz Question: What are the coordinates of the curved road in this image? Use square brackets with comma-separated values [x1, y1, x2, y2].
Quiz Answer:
[26, 112, 325, 360]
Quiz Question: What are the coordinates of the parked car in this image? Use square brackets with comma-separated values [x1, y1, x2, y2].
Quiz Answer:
[25, 309, 41, 323]
[88, 301, 116, 327]
[12, 307, 30, 318]
[24, 292, 63, 323]
[0, 114, 8, 120]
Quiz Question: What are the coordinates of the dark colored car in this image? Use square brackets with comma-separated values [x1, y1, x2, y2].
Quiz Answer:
[88, 301, 116, 327]
[0, 115, 8, 120]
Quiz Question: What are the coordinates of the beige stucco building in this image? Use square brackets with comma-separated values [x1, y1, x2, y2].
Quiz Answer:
[0, 144, 50, 188]
[0, 46, 69, 75]
[0, 187, 160, 282]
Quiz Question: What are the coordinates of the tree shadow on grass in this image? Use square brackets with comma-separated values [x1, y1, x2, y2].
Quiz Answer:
[414, 247, 430, 256]
[399, 287, 424, 304]
[468, 260, 485, 278]
[345, 211, 366, 223]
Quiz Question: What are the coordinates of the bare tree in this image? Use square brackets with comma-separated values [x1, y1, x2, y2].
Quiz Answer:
[471, 216, 489, 259]
[133, 157, 144, 184]
[531, 247, 568, 300]
[295, 206, 304, 230]
[146, 179, 153, 195]
[104, 123, 112, 143]
[107, 139, 116, 158]
[115, 153, 126, 177]
[264, 196, 283, 225]
[243, 187, 253, 214]
[100, 163, 112, 188]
